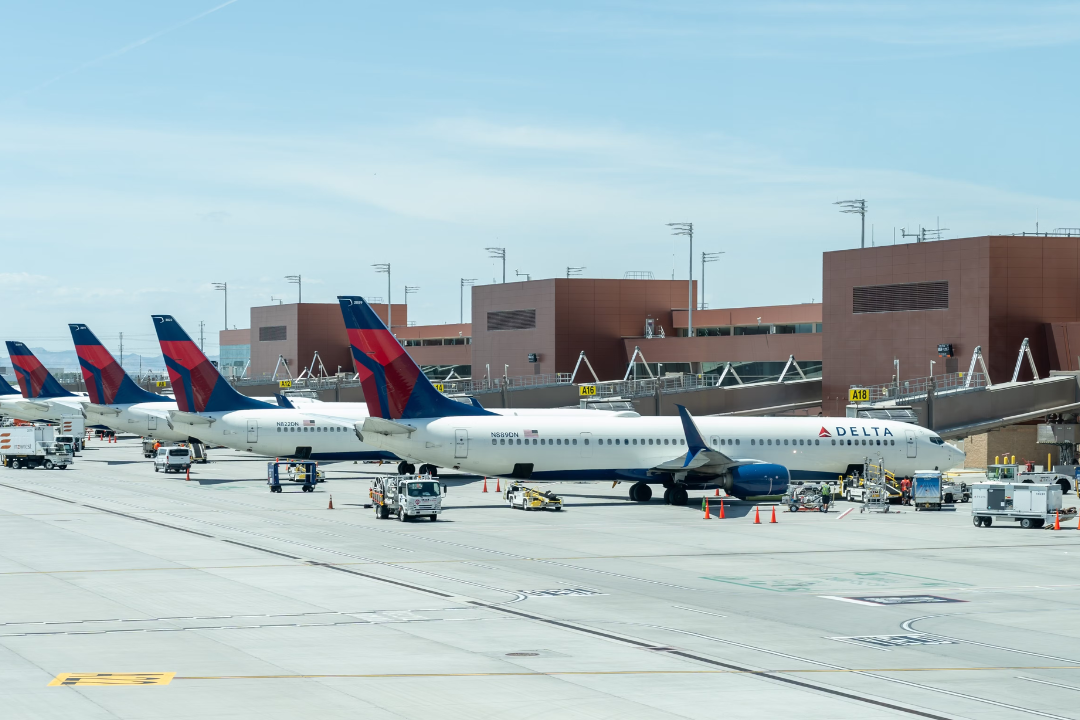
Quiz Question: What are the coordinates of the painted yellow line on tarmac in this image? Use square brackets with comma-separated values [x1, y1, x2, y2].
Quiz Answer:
[175, 666, 1080, 681]
[49, 673, 175, 686]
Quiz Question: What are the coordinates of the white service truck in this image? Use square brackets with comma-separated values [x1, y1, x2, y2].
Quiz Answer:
[370, 475, 443, 521]
[0, 426, 73, 470]
[58, 415, 85, 451]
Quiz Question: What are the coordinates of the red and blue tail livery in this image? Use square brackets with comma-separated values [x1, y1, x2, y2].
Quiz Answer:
[151, 315, 272, 413]
[5, 341, 75, 399]
[68, 324, 168, 406]
[0, 372, 18, 396]
[338, 296, 491, 420]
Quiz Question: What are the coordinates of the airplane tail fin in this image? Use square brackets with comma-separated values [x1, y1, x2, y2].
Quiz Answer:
[151, 315, 273, 413]
[68, 324, 167, 405]
[0, 373, 18, 396]
[5, 341, 75, 398]
[338, 296, 492, 420]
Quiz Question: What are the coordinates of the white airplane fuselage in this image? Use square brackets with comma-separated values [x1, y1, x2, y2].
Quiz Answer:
[359, 415, 962, 482]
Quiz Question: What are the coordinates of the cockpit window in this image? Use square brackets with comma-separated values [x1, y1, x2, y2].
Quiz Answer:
[929, 436, 944, 445]
[407, 482, 439, 497]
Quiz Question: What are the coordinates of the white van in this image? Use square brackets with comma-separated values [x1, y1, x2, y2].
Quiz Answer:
[154, 447, 192, 473]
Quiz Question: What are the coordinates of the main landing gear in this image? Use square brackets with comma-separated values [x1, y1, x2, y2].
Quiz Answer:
[663, 486, 689, 506]
[398, 461, 415, 475]
[628, 482, 652, 502]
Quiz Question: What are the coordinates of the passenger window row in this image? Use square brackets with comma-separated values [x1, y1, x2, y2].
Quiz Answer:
[277, 426, 346, 432]
[831, 438, 895, 446]
[749, 439, 822, 446]
[492, 437, 686, 446]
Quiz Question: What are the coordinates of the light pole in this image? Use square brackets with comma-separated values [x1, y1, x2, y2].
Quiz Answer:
[701, 251, 723, 310]
[373, 264, 391, 330]
[667, 222, 694, 337]
[835, 199, 867, 248]
[212, 282, 227, 328]
[285, 275, 302, 303]
[405, 285, 420, 325]
[566, 266, 585, 278]
[486, 247, 506, 283]
[460, 278, 476, 324]
[515, 270, 531, 281]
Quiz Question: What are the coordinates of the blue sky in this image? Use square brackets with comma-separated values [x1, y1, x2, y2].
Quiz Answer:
[2, 1, 1078, 362]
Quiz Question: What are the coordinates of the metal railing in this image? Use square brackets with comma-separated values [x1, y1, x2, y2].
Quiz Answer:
[587, 372, 819, 400]
[853, 372, 989, 404]
[232, 372, 575, 394]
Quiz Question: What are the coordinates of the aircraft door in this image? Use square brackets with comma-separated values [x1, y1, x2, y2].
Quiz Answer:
[247, 419, 258, 444]
[454, 429, 468, 458]
[580, 432, 592, 458]
[905, 430, 916, 458]
[148, 415, 157, 432]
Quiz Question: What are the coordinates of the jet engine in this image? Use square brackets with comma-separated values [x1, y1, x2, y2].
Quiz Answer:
[726, 463, 790, 499]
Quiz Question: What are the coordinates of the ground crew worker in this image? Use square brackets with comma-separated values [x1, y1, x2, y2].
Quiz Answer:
[900, 476, 912, 505]
[820, 482, 831, 510]
[153, 441, 161, 453]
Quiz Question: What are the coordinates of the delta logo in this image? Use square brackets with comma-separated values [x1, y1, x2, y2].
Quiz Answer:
[818, 427, 831, 438]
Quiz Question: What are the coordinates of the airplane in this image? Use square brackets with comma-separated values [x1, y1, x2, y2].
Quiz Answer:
[340, 295, 964, 504]
[152, 314, 397, 462]
[0, 374, 20, 399]
[68, 323, 193, 442]
[1, 341, 90, 422]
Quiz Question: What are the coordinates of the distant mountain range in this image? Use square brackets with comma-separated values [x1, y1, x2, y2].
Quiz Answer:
[0, 348, 218, 375]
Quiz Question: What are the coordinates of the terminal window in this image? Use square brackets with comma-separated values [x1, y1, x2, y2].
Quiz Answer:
[853, 281, 948, 313]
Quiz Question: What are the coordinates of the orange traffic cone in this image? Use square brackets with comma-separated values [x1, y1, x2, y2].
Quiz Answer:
[185, 467, 191, 481]
[328, 496, 334, 510]
[719, 500, 725, 519]
[495, 478, 501, 493]
[770, 506, 777, 524]
[753, 506, 761, 524]
[714, 487, 720, 496]
[1054, 510, 1060, 530]
[704, 497, 710, 519]
[482, 477, 488, 493]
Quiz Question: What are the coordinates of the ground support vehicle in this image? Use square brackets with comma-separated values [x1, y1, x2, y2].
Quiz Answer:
[143, 439, 166, 458]
[782, 483, 828, 512]
[154, 447, 192, 473]
[986, 464, 1073, 493]
[972, 482, 1077, 529]
[189, 440, 208, 464]
[505, 482, 563, 511]
[58, 415, 84, 451]
[267, 460, 320, 492]
[370, 474, 442, 520]
[942, 476, 971, 503]
[913, 471, 943, 511]
[0, 426, 72, 470]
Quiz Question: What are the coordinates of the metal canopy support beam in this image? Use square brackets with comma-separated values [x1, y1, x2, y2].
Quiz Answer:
[715, 362, 743, 387]
[570, 351, 600, 384]
[1011, 338, 1039, 383]
[623, 346, 655, 381]
[966, 345, 992, 387]
[271, 355, 292, 382]
[777, 355, 806, 383]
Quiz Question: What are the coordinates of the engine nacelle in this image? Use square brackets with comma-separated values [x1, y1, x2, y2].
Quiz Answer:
[728, 463, 790, 499]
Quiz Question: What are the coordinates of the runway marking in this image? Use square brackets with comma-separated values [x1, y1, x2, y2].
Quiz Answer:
[49, 672, 175, 686]
[171, 666, 1080, 681]
[1017, 677, 1080, 692]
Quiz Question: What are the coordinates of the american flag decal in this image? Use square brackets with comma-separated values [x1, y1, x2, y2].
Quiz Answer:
[304, 419, 315, 426]
[524, 429, 538, 438]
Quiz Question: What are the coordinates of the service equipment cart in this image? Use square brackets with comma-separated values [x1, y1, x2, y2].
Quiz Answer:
[504, 482, 563, 511]
[972, 482, 1077, 529]
[782, 483, 828, 512]
[912, 471, 943, 511]
[267, 459, 320, 493]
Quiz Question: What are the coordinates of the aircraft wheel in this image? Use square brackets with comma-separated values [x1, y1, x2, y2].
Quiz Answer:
[663, 488, 672, 504]
[398, 462, 409, 475]
[671, 487, 689, 506]
[629, 482, 652, 502]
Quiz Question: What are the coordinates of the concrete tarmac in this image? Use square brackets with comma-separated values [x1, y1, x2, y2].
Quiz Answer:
[2, 437, 1080, 719]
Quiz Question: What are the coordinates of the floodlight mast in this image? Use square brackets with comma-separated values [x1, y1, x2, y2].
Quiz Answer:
[667, 222, 694, 336]
[566, 266, 585, 278]
[284, 275, 302, 303]
[373, 263, 391, 330]
[486, 247, 506, 283]
[701, 251, 723, 310]
[460, 278, 477, 324]
[211, 282, 227, 329]
[834, 199, 867, 248]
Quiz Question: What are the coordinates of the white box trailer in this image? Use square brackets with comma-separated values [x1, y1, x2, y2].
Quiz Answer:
[0, 426, 72, 470]
[972, 482, 1076, 529]
[57, 415, 85, 451]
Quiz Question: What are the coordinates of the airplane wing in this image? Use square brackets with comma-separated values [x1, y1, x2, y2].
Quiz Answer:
[1, 399, 51, 412]
[650, 405, 752, 476]
[168, 410, 215, 428]
[85, 403, 122, 417]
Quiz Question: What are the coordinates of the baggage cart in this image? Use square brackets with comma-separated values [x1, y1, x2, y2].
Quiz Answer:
[972, 482, 1077, 529]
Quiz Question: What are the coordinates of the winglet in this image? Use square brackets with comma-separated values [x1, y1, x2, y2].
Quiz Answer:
[274, 393, 295, 409]
[676, 405, 709, 456]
